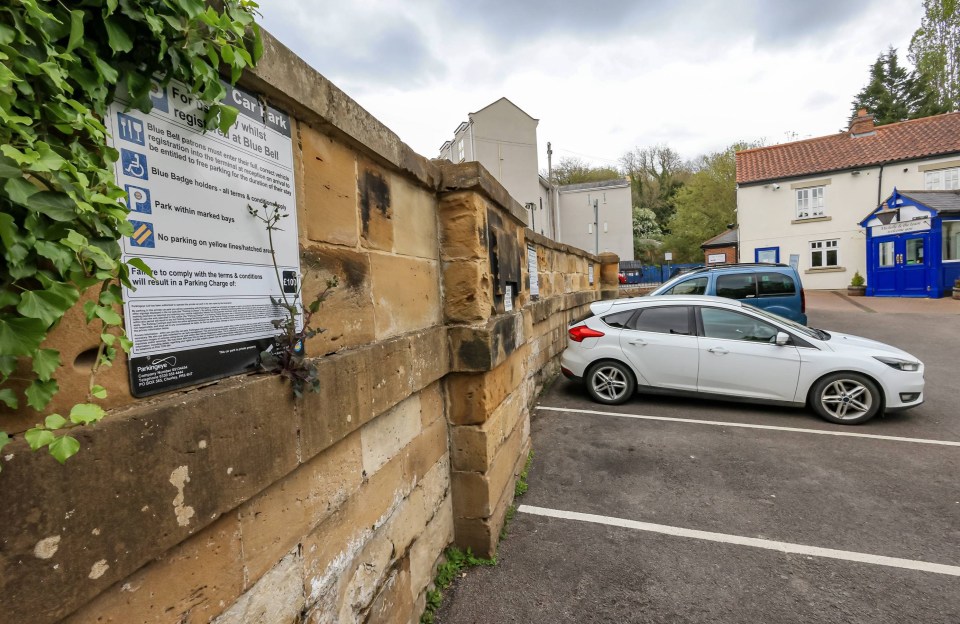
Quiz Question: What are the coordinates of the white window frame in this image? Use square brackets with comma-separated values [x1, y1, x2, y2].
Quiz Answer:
[457, 139, 465, 163]
[925, 167, 960, 190]
[795, 186, 825, 219]
[810, 239, 839, 267]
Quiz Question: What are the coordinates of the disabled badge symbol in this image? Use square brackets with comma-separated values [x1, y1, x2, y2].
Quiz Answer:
[129, 220, 155, 248]
[121, 149, 148, 180]
[125, 185, 152, 214]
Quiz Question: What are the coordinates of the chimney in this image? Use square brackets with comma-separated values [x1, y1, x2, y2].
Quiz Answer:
[849, 109, 876, 136]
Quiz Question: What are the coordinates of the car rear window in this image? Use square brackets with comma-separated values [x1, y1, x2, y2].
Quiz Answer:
[757, 272, 796, 296]
[628, 306, 692, 335]
[715, 274, 757, 299]
[602, 310, 635, 328]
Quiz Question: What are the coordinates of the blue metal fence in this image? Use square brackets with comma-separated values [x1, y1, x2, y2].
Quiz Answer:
[620, 263, 703, 287]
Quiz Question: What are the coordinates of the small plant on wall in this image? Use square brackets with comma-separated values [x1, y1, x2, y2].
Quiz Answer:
[848, 271, 867, 296]
[0, 0, 263, 469]
[953, 278, 960, 300]
[247, 202, 337, 397]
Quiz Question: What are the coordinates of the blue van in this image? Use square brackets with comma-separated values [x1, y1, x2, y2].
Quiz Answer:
[648, 263, 808, 324]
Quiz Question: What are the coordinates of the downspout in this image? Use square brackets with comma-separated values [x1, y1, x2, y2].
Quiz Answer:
[877, 163, 885, 207]
[469, 118, 476, 161]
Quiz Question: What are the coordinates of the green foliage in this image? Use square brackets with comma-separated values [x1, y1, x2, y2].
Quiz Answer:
[514, 449, 533, 497]
[850, 47, 948, 125]
[550, 157, 621, 186]
[660, 143, 749, 263]
[850, 271, 866, 287]
[420, 546, 498, 623]
[909, 0, 960, 112]
[0, 0, 262, 469]
[620, 145, 691, 231]
[249, 202, 337, 397]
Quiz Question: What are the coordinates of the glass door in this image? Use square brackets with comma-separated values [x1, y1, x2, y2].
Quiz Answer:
[899, 235, 927, 295]
[871, 239, 897, 295]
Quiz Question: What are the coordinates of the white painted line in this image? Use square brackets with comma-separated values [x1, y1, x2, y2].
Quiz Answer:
[536, 406, 960, 447]
[519, 505, 960, 577]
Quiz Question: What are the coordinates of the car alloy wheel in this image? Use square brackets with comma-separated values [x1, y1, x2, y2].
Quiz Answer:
[586, 361, 636, 405]
[811, 372, 881, 424]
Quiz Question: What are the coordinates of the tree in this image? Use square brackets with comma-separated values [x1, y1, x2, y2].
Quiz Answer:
[660, 144, 745, 263]
[549, 157, 621, 186]
[909, 0, 960, 111]
[619, 145, 690, 231]
[632, 207, 661, 240]
[850, 47, 947, 124]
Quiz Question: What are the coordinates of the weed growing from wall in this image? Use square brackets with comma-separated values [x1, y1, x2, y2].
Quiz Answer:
[0, 0, 262, 469]
[247, 202, 337, 396]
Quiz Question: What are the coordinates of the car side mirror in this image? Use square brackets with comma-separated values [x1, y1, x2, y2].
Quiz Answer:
[775, 332, 790, 346]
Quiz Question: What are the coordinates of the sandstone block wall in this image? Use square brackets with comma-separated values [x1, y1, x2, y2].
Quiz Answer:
[0, 28, 618, 624]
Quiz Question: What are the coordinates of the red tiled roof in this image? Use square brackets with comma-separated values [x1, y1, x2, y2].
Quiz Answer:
[736, 112, 960, 185]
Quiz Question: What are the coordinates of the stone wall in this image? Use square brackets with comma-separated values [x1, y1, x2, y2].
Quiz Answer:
[0, 28, 617, 624]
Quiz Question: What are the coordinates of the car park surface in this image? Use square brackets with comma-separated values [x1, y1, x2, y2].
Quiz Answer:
[437, 293, 960, 623]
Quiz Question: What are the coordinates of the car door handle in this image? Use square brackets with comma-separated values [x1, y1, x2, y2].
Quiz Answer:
[627, 339, 647, 346]
[708, 347, 729, 355]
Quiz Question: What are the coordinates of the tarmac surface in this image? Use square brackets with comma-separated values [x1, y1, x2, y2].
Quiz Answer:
[437, 293, 960, 624]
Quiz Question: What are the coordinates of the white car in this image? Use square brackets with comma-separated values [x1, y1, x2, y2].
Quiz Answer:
[560, 296, 924, 425]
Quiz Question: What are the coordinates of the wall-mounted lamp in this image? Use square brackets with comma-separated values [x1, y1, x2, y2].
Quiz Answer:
[851, 170, 861, 176]
[771, 183, 781, 190]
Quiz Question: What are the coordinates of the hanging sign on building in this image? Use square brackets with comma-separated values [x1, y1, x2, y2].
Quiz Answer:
[871, 218, 931, 237]
[105, 80, 301, 397]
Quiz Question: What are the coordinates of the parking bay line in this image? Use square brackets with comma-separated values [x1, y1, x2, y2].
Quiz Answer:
[519, 504, 960, 577]
[536, 406, 960, 447]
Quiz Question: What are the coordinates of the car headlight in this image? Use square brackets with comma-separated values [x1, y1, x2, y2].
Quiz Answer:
[873, 356, 920, 371]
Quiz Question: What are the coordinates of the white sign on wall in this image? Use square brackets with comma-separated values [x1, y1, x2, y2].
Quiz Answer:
[707, 253, 726, 264]
[588, 265, 595, 285]
[504, 285, 514, 311]
[871, 218, 931, 237]
[106, 80, 301, 396]
[527, 244, 539, 299]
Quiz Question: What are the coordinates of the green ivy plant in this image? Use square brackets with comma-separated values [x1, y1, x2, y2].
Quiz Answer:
[0, 0, 263, 469]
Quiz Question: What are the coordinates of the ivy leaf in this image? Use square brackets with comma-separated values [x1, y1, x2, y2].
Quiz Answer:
[4, 177, 39, 207]
[70, 403, 105, 425]
[0, 355, 15, 379]
[118, 334, 133, 353]
[32, 349, 61, 381]
[0, 315, 47, 356]
[0, 389, 17, 409]
[94, 305, 122, 326]
[0, 431, 9, 451]
[45, 414, 67, 430]
[35, 241, 74, 275]
[49, 435, 80, 464]
[17, 288, 77, 326]
[29, 192, 77, 222]
[25, 428, 56, 451]
[67, 10, 84, 53]
[25, 379, 58, 411]
[217, 104, 239, 134]
[126, 257, 154, 278]
[0, 155, 20, 178]
[91, 385, 108, 399]
[104, 18, 134, 54]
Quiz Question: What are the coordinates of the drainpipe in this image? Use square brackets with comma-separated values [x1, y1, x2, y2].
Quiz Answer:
[877, 163, 885, 206]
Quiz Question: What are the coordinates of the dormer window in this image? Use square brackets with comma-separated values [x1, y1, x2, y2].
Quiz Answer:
[796, 186, 825, 219]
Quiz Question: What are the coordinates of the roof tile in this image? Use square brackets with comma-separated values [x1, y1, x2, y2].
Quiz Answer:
[736, 112, 960, 185]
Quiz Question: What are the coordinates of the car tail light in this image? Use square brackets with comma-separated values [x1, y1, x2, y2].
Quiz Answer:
[800, 287, 806, 313]
[569, 325, 605, 342]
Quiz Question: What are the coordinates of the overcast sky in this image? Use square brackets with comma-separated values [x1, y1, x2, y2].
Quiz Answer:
[259, 0, 923, 168]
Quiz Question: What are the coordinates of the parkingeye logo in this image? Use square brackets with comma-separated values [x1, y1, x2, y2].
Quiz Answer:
[137, 356, 177, 373]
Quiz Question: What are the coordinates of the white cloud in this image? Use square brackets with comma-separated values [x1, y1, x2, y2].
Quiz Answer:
[259, 0, 924, 165]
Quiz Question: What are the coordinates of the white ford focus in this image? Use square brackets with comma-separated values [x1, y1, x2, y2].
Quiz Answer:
[560, 296, 924, 425]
